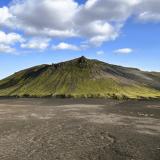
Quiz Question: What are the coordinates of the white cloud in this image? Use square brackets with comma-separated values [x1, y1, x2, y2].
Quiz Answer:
[0, 31, 24, 45]
[21, 38, 50, 50]
[1, 0, 124, 46]
[0, 7, 12, 25]
[52, 42, 80, 51]
[8, 0, 78, 37]
[96, 50, 104, 55]
[0, 0, 160, 49]
[79, 21, 119, 46]
[0, 44, 15, 53]
[136, 0, 160, 22]
[114, 48, 133, 54]
[0, 31, 23, 54]
[138, 11, 160, 22]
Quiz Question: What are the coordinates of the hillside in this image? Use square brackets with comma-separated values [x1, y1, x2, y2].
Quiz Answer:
[0, 56, 160, 99]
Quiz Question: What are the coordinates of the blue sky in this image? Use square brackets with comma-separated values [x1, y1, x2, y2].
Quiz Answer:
[0, 0, 160, 79]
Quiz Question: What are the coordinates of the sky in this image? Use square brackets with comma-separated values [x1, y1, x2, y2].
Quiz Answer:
[0, 0, 160, 79]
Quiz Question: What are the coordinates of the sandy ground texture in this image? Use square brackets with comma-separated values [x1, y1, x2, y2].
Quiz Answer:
[0, 98, 159, 160]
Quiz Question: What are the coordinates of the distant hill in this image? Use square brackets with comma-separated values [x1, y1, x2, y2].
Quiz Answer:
[0, 56, 160, 99]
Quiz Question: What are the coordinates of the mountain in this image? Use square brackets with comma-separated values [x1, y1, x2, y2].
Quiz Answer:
[0, 56, 160, 99]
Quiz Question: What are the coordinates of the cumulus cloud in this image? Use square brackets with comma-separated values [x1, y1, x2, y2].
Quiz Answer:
[0, 31, 23, 54]
[74, 0, 135, 45]
[0, 31, 24, 45]
[0, 44, 15, 53]
[136, 0, 160, 22]
[78, 0, 138, 23]
[138, 12, 160, 22]
[21, 38, 50, 50]
[79, 21, 119, 46]
[0, 0, 125, 45]
[0, 0, 160, 49]
[114, 48, 133, 54]
[52, 42, 80, 51]
[0, 7, 12, 25]
[7, 0, 78, 38]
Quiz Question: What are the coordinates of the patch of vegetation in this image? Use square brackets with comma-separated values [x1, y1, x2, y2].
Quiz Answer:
[0, 56, 160, 99]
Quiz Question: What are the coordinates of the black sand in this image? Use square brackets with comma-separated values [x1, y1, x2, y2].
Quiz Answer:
[0, 98, 159, 160]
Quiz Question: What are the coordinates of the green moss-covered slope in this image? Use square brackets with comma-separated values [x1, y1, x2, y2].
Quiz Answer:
[0, 56, 160, 99]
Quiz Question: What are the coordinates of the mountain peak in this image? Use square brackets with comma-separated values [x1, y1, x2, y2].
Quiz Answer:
[79, 56, 87, 60]
[0, 57, 160, 99]
[74, 56, 91, 68]
[77, 56, 88, 63]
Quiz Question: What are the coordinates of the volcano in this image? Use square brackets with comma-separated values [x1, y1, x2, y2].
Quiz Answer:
[0, 56, 160, 99]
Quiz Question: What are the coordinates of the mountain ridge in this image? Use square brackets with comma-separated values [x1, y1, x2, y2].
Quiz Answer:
[0, 56, 160, 99]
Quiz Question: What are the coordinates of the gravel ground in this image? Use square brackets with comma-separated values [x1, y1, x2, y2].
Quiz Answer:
[0, 98, 159, 160]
